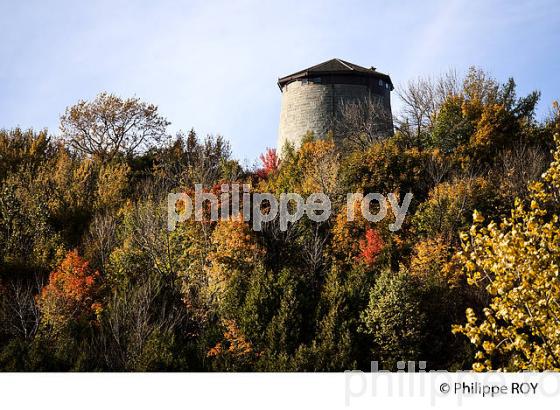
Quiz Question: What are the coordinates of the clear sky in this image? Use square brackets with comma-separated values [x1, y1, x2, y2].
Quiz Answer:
[1, 0, 559, 162]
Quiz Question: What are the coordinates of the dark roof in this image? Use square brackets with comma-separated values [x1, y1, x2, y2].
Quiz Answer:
[278, 58, 393, 89]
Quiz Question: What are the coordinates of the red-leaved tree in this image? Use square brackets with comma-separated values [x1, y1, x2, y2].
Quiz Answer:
[358, 228, 384, 265]
[256, 148, 280, 179]
[38, 250, 101, 332]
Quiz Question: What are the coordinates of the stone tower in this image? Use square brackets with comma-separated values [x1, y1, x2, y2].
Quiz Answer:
[277, 58, 393, 150]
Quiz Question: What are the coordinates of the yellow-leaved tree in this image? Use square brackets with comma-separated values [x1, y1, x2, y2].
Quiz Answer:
[453, 134, 560, 371]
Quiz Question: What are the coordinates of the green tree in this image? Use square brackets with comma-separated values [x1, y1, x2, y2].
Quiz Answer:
[361, 270, 427, 369]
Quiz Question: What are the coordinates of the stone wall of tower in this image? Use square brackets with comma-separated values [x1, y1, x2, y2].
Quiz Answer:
[277, 80, 391, 151]
[278, 81, 334, 151]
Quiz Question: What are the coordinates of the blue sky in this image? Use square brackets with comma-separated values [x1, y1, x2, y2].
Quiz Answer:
[1, 0, 559, 162]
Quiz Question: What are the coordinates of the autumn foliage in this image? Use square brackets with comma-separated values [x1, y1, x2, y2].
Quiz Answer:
[208, 319, 254, 358]
[256, 147, 280, 179]
[453, 134, 560, 371]
[38, 250, 101, 330]
[358, 228, 384, 266]
[1, 73, 558, 371]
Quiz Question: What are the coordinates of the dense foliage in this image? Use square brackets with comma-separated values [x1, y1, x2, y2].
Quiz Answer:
[1, 69, 559, 371]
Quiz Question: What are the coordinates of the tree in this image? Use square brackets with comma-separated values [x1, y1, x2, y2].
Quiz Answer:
[0, 275, 43, 340]
[0, 167, 65, 275]
[334, 96, 393, 151]
[413, 177, 495, 243]
[358, 228, 384, 266]
[265, 134, 340, 197]
[0, 128, 53, 180]
[432, 68, 540, 165]
[153, 130, 235, 188]
[256, 148, 280, 179]
[396, 70, 459, 148]
[37, 250, 100, 334]
[60, 92, 170, 162]
[453, 134, 560, 371]
[430, 95, 473, 152]
[361, 270, 427, 369]
[495, 143, 548, 206]
[207, 319, 257, 371]
[206, 216, 264, 299]
[99, 274, 188, 371]
[340, 137, 434, 203]
[100, 198, 196, 371]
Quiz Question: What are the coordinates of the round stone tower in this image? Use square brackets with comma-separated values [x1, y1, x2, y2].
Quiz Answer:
[277, 58, 393, 150]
